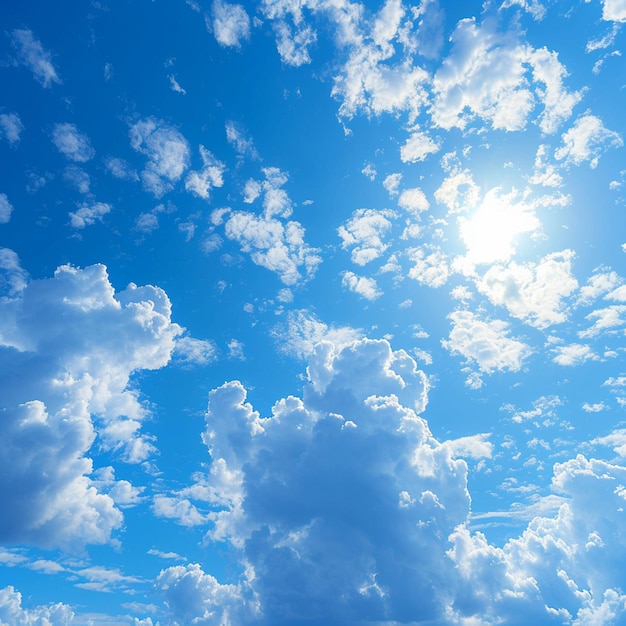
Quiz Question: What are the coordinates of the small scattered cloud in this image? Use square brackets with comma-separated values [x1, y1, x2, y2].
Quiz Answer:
[211, 0, 251, 48]
[130, 118, 191, 197]
[341, 270, 382, 300]
[9, 29, 61, 87]
[0, 113, 24, 146]
[52, 123, 95, 162]
[69, 202, 111, 229]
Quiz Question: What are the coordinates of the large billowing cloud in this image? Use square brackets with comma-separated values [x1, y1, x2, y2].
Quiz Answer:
[152, 337, 626, 624]
[0, 251, 182, 550]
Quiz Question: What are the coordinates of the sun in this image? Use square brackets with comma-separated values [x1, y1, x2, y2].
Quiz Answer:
[457, 188, 541, 267]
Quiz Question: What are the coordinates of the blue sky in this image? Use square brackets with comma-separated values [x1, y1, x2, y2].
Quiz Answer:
[2, 0, 626, 624]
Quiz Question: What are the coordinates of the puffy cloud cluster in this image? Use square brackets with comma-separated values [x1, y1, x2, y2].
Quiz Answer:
[0, 585, 73, 625]
[0, 194, 13, 224]
[130, 118, 191, 197]
[431, 18, 581, 132]
[222, 168, 321, 284]
[211, 0, 250, 48]
[185, 145, 225, 200]
[338, 208, 397, 265]
[151, 338, 626, 624]
[555, 114, 623, 169]
[443, 309, 531, 374]
[476, 250, 578, 329]
[0, 252, 182, 550]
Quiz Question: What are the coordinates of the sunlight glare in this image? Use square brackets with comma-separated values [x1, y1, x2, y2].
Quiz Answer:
[458, 189, 540, 267]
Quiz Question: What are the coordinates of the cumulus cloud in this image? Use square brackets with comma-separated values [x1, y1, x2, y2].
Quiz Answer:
[191, 338, 474, 624]
[0, 254, 182, 549]
[129, 118, 191, 197]
[443, 309, 531, 373]
[398, 187, 430, 214]
[211, 0, 251, 48]
[476, 250, 578, 329]
[9, 29, 61, 87]
[434, 169, 481, 214]
[555, 114, 623, 168]
[552, 342, 597, 366]
[338, 208, 397, 265]
[600, 0, 626, 21]
[330, 0, 429, 120]
[341, 270, 382, 300]
[0, 194, 14, 224]
[185, 145, 225, 200]
[68, 201, 111, 229]
[400, 130, 440, 162]
[431, 18, 580, 132]
[262, 0, 317, 66]
[223, 168, 320, 284]
[157, 338, 626, 624]
[0, 586, 73, 624]
[52, 123, 95, 162]
[271, 309, 363, 359]
[407, 247, 450, 287]
[0, 112, 24, 146]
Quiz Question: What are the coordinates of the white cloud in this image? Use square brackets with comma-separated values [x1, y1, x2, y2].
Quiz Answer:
[185, 145, 225, 200]
[135, 212, 159, 234]
[104, 156, 139, 181]
[398, 187, 429, 214]
[271, 309, 363, 359]
[434, 169, 481, 214]
[407, 247, 450, 287]
[225, 121, 257, 158]
[173, 336, 218, 366]
[52, 123, 95, 162]
[0, 586, 73, 625]
[476, 250, 578, 329]
[0, 194, 13, 224]
[582, 401, 608, 413]
[212, 0, 251, 48]
[555, 114, 623, 168]
[578, 269, 622, 305]
[10, 29, 61, 87]
[400, 130, 440, 162]
[0, 248, 28, 296]
[0, 256, 182, 549]
[69, 202, 111, 229]
[579, 305, 626, 338]
[601, 0, 626, 21]
[168, 74, 186, 94]
[156, 564, 258, 624]
[192, 338, 479, 623]
[383, 172, 402, 196]
[341, 270, 382, 300]
[261, 0, 318, 66]
[431, 18, 580, 132]
[443, 433, 494, 459]
[129, 118, 191, 197]
[223, 168, 320, 284]
[443, 309, 531, 373]
[225, 211, 321, 284]
[63, 165, 91, 194]
[500, 0, 547, 20]
[0, 112, 24, 146]
[529, 144, 563, 187]
[552, 342, 597, 366]
[330, 1, 429, 120]
[338, 208, 397, 265]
